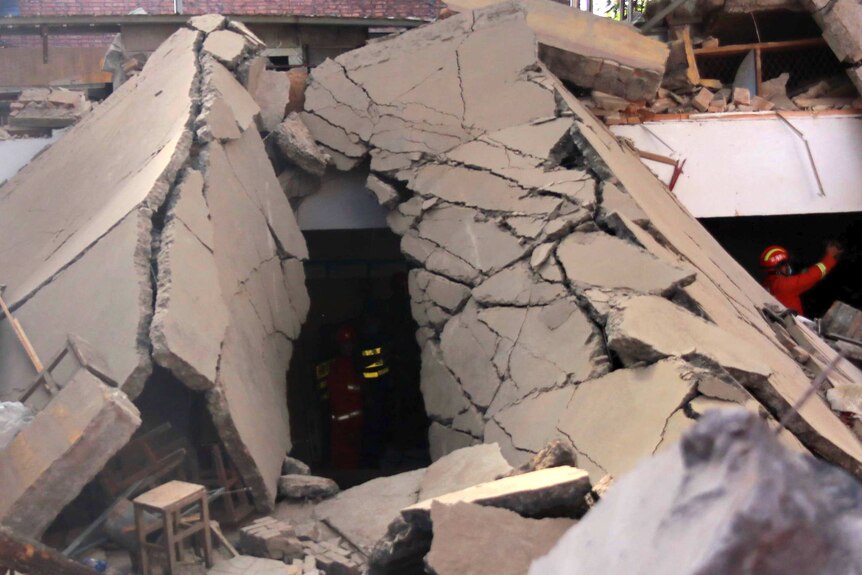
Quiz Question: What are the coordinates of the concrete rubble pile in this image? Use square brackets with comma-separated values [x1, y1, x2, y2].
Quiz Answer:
[269, 442, 595, 575]
[2, 0, 862, 570]
[0, 11, 309, 533]
[7, 87, 93, 131]
[300, 0, 862, 482]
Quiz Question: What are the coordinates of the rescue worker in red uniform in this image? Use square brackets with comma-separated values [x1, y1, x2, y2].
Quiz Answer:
[761, 242, 842, 316]
[326, 325, 364, 469]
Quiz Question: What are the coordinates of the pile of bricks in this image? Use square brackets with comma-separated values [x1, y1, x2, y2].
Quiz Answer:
[238, 517, 364, 575]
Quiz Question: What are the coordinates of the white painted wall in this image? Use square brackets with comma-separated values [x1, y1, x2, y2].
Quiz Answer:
[296, 172, 388, 230]
[611, 114, 862, 218]
[0, 133, 60, 184]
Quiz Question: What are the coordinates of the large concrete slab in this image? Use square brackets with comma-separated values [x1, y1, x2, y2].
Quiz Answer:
[303, 0, 862, 484]
[0, 27, 200, 399]
[443, 0, 668, 100]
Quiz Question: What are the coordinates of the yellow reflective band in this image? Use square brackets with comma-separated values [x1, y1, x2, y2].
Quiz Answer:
[816, 262, 827, 277]
[362, 367, 390, 379]
[763, 248, 784, 263]
[361, 347, 382, 357]
[366, 360, 386, 369]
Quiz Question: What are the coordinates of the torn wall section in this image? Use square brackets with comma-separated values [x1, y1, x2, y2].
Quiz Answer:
[301, 0, 862, 480]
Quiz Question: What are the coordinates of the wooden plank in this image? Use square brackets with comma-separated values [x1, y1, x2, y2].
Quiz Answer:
[0, 526, 98, 575]
[755, 46, 763, 97]
[681, 25, 701, 86]
[694, 37, 825, 56]
[636, 149, 678, 166]
[0, 291, 44, 373]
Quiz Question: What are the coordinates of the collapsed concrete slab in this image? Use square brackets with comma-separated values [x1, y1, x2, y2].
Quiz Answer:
[530, 410, 862, 575]
[444, 0, 669, 100]
[303, 0, 862, 482]
[0, 367, 141, 538]
[0, 27, 199, 401]
[0, 17, 310, 512]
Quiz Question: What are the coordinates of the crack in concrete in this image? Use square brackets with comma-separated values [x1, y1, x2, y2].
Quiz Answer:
[556, 426, 609, 475]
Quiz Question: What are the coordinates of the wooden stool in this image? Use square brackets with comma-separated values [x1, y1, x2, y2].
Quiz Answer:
[133, 480, 213, 575]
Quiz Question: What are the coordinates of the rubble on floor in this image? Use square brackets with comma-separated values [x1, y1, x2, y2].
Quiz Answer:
[530, 409, 862, 575]
[7, 87, 92, 131]
[301, 0, 862, 486]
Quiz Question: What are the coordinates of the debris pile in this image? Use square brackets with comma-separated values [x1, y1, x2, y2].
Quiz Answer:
[301, 0, 862, 485]
[1, 1, 862, 573]
[7, 87, 92, 132]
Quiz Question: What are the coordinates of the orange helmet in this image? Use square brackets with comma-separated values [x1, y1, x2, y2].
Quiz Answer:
[335, 325, 356, 344]
[760, 245, 790, 268]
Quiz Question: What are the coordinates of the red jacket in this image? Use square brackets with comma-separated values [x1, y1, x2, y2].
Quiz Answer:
[764, 253, 837, 315]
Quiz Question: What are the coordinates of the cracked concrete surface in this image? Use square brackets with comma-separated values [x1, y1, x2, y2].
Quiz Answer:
[0, 17, 308, 512]
[303, 0, 862, 481]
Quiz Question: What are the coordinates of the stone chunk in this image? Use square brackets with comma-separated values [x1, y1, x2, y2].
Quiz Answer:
[366, 174, 400, 209]
[503, 440, 576, 478]
[691, 87, 714, 112]
[427, 502, 574, 575]
[273, 113, 331, 176]
[253, 70, 293, 132]
[283, 455, 311, 476]
[0, 369, 141, 537]
[203, 30, 248, 68]
[403, 466, 592, 527]
[278, 475, 340, 500]
[419, 443, 513, 501]
[605, 295, 771, 377]
[188, 14, 226, 33]
[239, 516, 304, 560]
[204, 56, 261, 132]
[556, 232, 695, 295]
[732, 86, 751, 106]
[530, 410, 862, 575]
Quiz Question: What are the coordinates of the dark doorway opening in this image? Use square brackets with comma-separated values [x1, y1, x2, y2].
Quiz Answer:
[288, 228, 430, 488]
[701, 212, 862, 318]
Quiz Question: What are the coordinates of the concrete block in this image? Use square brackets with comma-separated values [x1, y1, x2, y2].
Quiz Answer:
[0, 370, 140, 537]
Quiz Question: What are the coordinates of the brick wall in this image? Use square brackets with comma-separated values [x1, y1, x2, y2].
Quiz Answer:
[15, 0, 439, 19]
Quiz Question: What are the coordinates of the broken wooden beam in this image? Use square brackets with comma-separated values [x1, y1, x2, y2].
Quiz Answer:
[0, 526, 99, 575]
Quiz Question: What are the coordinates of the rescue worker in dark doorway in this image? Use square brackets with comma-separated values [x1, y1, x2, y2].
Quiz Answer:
[761, 242, 842, 316]
[325, 325, 364, 469]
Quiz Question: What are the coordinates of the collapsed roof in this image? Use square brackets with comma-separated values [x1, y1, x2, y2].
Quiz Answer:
[1, 0, 862, 541]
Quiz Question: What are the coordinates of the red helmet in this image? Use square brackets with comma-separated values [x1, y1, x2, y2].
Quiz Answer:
[335, 325, 356, 344]
[760, 245, 790, 268]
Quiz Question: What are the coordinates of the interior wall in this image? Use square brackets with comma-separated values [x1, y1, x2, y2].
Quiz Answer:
[701, 211, 862, 317]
